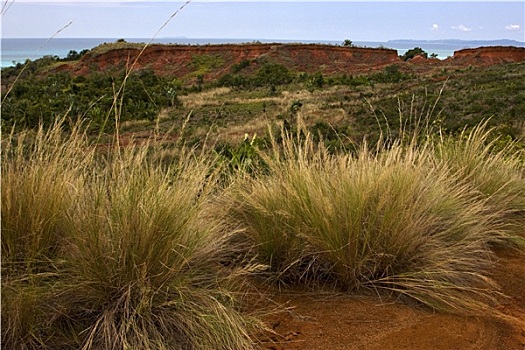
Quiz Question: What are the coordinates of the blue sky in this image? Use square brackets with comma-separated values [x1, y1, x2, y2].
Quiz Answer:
[2, 1, 524, 42]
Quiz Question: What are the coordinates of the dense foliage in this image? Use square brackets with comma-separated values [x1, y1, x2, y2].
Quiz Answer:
[401, 47, 428, 61]
[2, 68, 181, 131]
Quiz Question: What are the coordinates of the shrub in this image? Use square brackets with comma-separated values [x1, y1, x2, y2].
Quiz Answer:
[225, 129, 510, 314]
[401, 47, 428, 61]
[253, 62, 293, 87]
[342, 39, 353, 47]
[215, 133, 267, 177]
[371, 64, 408, 83]
[231, 59, 251, 73]
[1, 70, 174, 131]
[1, 120, 264, 350]
[306, 72, 324, 91]
[433, 123, 525, 245]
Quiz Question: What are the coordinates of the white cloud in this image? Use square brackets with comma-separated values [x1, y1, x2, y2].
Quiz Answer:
[451, 24, 472, 32]
[431, 24, 439, 31]
[505, 24, 521, 31]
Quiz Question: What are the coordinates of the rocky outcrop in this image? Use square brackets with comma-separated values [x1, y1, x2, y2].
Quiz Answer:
[447, 46, 525, 66]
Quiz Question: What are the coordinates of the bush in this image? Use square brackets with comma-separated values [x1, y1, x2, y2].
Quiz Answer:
[401, 47, 428, 61]
[342, 39, 353, 47]
[371, 64, 408, 83]
[306, 72, 324, 91]
[433, 123, 525, 245]
[215, 133, 267, 176]
[231, 59, 251, 73]
[225, 128, 518, 314]
[1, 120, 263, 350]
[1, 70, 175, 131]
[217, 62, 294, 89]
[253, 62, 293, 87]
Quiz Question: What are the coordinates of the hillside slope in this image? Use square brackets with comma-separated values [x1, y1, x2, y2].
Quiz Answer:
[53, 43, 525, 83]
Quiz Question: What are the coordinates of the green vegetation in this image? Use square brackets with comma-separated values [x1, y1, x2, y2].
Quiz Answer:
[1, 120, 265, 350]
[342, 39, 353, 47]
[2, 44, 525, 349]
[3, 55, 523, 149]
[191, 54, 225, 76]
[401, 47, 428, 61]
[218, 61, 294, 89]
[1, 69, 181, 131]
[88, 40, 145, 56]
[225, 126, 524, 313]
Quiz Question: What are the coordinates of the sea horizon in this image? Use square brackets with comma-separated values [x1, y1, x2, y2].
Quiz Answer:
[2, 37, 524, 68]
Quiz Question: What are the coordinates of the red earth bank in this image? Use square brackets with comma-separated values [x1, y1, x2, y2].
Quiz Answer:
[56, 44, 525, 83]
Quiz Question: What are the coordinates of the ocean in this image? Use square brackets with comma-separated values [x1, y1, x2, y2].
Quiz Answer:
[2, 38, 523, 68]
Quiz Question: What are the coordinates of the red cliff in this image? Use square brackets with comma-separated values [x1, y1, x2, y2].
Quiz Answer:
[54, 43, 525, 83]
[59, 43, 400, 81]
[447, 46, 525, 66]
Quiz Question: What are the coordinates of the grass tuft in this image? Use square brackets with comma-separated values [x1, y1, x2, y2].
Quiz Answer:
[1, 120, 262, 350]
[225, 127, 519, 314]
[433, 122, 525, 247]
[3, 113, 523, 348]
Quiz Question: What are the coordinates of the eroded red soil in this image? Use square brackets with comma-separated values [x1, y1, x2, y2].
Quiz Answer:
[448, 46, 525, 66]
[258, 251, 525, 350]
[55, 44, 525, 85]
[57, 44, 400, 80]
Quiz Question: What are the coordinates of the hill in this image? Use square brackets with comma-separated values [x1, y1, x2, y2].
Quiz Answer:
[2, 42, 525, 147]
[54, 43, 399, 84]
[48, 43, 525, 84]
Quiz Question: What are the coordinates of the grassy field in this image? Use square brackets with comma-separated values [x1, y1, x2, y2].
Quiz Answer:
[117, 61, 525, 152]
[2, 51, 525, 149]
[2, 115, 524, 349]
[2, 52, 525, 348]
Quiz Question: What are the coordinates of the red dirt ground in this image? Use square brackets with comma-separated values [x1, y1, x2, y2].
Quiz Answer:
[257, 250, 525, 350]
[54, 44, 525, 86]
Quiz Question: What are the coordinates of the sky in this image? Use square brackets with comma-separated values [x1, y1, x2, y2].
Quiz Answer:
[1, 1, 524, 42]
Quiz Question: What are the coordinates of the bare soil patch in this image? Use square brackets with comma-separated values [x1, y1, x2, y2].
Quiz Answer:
[258, 251, 525, 350]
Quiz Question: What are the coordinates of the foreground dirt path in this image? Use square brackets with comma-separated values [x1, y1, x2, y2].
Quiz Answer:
[259, 251, 525, 350]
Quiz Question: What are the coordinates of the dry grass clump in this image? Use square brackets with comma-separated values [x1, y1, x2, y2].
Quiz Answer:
[1, 121, 92, 275]
[2, 121, 94, 349]
[2, 114, 523, 349]
[1, 121, 263, 350]
[433, 124, 525, 246]
[225, 128, 521, 314]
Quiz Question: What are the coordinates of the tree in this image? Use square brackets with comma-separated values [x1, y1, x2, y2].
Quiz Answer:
[342, 39, 353, 47]
[401, 47, 428, 61]
[65, 50, 80, 60]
